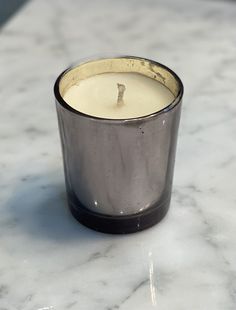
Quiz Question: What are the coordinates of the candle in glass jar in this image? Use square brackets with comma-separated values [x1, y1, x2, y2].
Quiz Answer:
[63, 72, 174, 119]
[54, 56, 184, 233]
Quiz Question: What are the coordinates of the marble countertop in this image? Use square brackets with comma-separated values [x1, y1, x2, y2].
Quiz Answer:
[1, 0, 236, 309]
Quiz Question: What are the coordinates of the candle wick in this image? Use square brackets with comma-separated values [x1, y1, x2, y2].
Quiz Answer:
[117, 83, 126, 105]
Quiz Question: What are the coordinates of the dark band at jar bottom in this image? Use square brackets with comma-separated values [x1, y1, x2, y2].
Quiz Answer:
[68, 192, 171, 234]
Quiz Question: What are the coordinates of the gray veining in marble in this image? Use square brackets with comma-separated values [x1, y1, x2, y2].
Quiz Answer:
[1, 0, 236, 309]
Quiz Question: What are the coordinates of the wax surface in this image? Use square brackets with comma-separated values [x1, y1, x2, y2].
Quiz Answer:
[63, 73, 174, 119]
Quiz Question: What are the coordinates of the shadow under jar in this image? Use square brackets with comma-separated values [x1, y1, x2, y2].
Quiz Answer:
[54, 56, 183, 234]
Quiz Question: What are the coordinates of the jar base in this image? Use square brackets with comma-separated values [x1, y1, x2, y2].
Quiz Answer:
[68, 194, 171, 234]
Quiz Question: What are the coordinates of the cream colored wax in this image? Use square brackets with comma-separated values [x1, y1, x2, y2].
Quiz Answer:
[63, 72, 174, 119]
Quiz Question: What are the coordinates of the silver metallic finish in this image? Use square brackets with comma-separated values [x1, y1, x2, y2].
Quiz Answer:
[54, 56, 183, 216]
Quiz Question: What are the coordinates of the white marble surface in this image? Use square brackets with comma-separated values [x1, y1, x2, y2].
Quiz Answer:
[1, 0, 236, 309]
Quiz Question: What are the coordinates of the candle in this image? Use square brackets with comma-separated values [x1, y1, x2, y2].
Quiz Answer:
[54, 56, 183, 234]
[63, 72, 174, 119]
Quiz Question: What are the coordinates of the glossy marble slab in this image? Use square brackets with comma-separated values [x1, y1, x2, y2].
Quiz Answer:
[1, 0, 236, 309]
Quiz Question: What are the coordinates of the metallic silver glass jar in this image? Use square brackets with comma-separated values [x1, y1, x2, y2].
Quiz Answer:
[54, 56, 183, 234]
